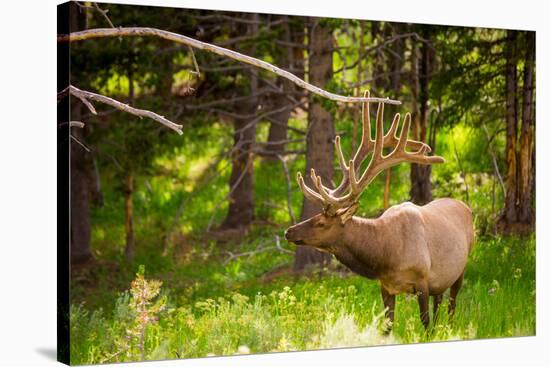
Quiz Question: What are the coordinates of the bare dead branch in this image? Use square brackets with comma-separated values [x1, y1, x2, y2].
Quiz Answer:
[276, 154, 296, 224]
[92, 3, 115, 28]
[75, 2, 115, 28]
[482, 122, 506, 197]
[193, 14, 287, 26]
[58, 121, 85, 128]
[187, 45, 201, 78]
[183, 88, 272, 110]
[265, 116, 306, 135]
[257, 138, 305, 146]
[255, 149, 305, 157]
[70, 121, 86, 128]
[334, 32, 433, 74]
[58, 27, 401, 105]
[59, 85, 183, 134]
[71, 134, 91, 152]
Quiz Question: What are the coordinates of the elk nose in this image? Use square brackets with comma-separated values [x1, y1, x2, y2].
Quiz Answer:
[284, 229, 289, 240]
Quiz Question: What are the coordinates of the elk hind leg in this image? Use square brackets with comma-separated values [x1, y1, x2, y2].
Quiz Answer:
[448, 272, 464, 320]
[380, 285, 395, 334]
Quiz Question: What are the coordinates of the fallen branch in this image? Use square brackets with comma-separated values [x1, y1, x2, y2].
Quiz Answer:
[59, 85, 183, 134]
[58, 27, 401, 105]
[223, 235, 293, 264]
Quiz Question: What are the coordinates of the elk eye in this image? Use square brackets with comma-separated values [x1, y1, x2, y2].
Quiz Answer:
[315, 221, 326, 228]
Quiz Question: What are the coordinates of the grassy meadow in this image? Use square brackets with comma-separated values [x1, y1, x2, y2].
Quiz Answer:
[69, 120, 536, 364]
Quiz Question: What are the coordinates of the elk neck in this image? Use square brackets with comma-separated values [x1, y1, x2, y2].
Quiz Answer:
[330, 216, 390, 280]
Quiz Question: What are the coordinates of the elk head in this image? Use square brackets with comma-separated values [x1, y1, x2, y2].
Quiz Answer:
[285, 91, 445, 250]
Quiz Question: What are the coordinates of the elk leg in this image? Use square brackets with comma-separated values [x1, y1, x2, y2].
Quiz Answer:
[416, 283, 430, 330]
[449, 272, 464, 320]
[432, 294, 443, 325]
[380, 286, 395, 334]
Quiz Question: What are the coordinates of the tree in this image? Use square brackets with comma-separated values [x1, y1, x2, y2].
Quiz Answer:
[501, 30, 519, 225]
[383, 22, 405, 209]
[264, 16, 302, 158]
[220, 14, 260, 230]
[517, 31, 535, 224]
[409, 27, 435, 205]
[499, 30, 536, 231]
[294, 19, 335, 271]
[69, 2, 94, 264]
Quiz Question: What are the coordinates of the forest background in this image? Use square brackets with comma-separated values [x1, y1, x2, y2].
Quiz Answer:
[61, 2, 535, 364]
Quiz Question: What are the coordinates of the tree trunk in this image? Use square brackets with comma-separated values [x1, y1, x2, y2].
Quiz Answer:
[294, 19, 334, 271]
[70, 105, 94, 264]
[371, 21, 386, 93]
[69, 2, 93, 265]
[409, 33, 433, 205]
[265, 16, 296, 158]
[351, 22, 365, 155]
[221, 14, 259, 229]
[383, 168, 392, 210]
[501, 30, 519, 225]
[517, 31, 535, 225]
[382, 23, 404, 209]
[124, 174, 135, 261]
[389, 23, 404, 96]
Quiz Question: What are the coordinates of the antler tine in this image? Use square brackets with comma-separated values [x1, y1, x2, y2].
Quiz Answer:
[296, 90, 445, 217]
[335, 136, 347, 171]
[372, 102, 385, 159]
[349, 159, 359, 195]
[309, 168, 344, 205]
[395, 112, 412, 152]
[397, 114, 445, 164]
[313, 175, 339, 205]
[297, 172, 324, 205]
[330, 90, 373, 198]
[354, 111, 445, 192]
[335, 135, 349, 175]
[387, 113, 401, 140]
[393, 113, 436, 160]
[352, 90, 373, 164]
[354, 101, 387, 191]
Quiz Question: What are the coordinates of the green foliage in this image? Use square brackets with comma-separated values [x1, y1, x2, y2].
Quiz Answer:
[68, 6, 535, 365]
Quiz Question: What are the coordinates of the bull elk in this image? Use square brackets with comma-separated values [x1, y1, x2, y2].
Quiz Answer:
[285, 91, 474, 330]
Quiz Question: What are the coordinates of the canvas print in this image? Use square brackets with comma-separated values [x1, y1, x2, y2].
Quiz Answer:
[57, 1, 536, 365]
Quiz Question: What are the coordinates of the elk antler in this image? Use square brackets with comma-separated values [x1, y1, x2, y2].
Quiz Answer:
[298, 90, 445, 216]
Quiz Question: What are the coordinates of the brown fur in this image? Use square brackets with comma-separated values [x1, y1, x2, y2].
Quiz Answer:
[285, 198, 474, 329]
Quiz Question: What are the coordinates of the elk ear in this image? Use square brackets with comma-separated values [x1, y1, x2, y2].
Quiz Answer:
[336, 202, 359, 225]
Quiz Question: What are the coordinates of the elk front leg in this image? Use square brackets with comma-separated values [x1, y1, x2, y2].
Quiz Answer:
[416, 283, 430, 330]
[380, 285, 395, 334]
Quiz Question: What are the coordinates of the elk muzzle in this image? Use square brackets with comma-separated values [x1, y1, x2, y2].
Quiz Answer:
[284, 227, 306, 246]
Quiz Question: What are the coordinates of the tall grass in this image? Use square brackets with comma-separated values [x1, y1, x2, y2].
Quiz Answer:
[71, 117, 533, 364]
[70, 234, 535, 364]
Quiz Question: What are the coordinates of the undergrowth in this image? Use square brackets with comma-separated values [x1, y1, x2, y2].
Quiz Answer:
[70, 234, 535, 364]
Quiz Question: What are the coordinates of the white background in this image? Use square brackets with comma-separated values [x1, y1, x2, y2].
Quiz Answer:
[0, 0, 547, 365]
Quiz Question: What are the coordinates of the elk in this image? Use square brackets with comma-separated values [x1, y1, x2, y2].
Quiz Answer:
[285, 91, 474, 330]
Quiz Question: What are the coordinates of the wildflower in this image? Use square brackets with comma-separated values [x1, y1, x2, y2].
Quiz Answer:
[237, 345, 250, 354]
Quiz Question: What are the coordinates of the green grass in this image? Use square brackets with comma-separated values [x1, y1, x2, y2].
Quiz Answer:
[69, 231, 535, 364]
